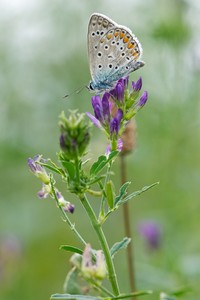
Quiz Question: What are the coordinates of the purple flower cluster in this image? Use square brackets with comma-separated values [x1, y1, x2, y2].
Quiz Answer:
[86, 92, 123, 137]
[86, 76, 148, 152]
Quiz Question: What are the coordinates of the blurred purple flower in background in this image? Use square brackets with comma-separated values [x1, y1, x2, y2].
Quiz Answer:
[138, 221, 161, 251]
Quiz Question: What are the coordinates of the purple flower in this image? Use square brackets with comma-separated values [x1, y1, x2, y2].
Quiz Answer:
[81, 244, 107, 280]
[106, 138, 123, 156]
[56, 191, 75, 214]
[135, 91, 148, 108]
[28, 155, 50, 184]
[85, 112, 103, 129]
[110, 78, 125, 101]
[110, 109, 123, 135]
[37, 183, 51, 199]
[132, 77, 142, 92]
[91, 95, 103, 121]
[138, 221, 161, 250]
[102, 92, 110, 122]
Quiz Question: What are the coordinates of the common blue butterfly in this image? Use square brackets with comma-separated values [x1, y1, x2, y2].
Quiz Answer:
[87, 13, 144, 93]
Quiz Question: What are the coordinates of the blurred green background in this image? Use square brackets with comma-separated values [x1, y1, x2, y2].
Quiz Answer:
[0, 0, 200, 299]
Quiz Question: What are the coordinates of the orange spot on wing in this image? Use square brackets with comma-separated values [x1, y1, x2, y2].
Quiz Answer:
[128, 43, 134, 49]
[114, 32, 119, 37]
[123, 36, 129, 43]
[120, 32, 125, 39]
[107, 33, 112, 40]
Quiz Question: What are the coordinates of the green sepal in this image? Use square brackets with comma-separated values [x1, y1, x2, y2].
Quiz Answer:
[117, 182, 159, 206]
[60, 245, 83, 255]
[114, 182, 131, 206]
[90, 151, 118, 176]
[110, 237, 131, 258]
[63, 267, 82, 294]
[60, 160, 76, 180]
[106, 180, 115, 209]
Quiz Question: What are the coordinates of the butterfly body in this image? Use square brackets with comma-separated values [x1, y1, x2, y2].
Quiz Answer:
[87, 13, 144, 93]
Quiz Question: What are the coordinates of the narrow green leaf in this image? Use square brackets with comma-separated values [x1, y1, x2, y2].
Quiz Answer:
[110, 237, 131, 258]
[108, 150, 119, 161]
[114, 182, 131, 206]
[117, 182, 159, 205]
[50, 294, 100, 300]
[63, 267, 82, 294]
[112, 290, 153, 299]
[106, 180, 115, 209]
[40, 163, 64, 175]
[90, 155, 107, 176]
[60, 245, 83, 255]
[61, 161, 76, 179]
[90, 151, 119, 176]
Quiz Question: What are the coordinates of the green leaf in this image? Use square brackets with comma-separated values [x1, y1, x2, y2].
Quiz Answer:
[50, 294, 100, 300]
[112, 290, 153, 299]
[114, 182, 131, 206]
[106, 180, 115, 209]
[60, 245, 83, 255]
[51, 290, 152, 300]
[110, 237, 131, 258]
[40, 163, 64, 176]
[90, 151, 119, 176]
[117, 182, 159, 205]
[61, 161, 76, 179]
[90, 155, 107, 176]
[63, 267, 82, 294]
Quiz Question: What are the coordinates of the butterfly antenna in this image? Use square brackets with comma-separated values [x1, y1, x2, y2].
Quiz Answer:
[63, 85, 87, 99]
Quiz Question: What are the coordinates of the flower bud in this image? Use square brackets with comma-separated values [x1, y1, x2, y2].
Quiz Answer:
[27, 155, 50, 184]
[59, 111, 90, 161]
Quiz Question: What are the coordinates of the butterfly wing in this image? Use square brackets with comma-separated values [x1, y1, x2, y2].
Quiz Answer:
[88, 13, 116, 82]
[96, 26, 143, 83]
[88, 13, 144, 91]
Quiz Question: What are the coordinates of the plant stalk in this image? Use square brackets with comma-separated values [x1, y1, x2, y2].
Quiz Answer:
[120, 155, 136, 296]
[80, 193, 120, 296]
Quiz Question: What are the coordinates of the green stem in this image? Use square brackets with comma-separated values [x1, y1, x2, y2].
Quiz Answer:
[74, 157, 80, 183]
[80, 193, 120, 296]
[50, 177, 87, 246]
[99, 161, 112, 219]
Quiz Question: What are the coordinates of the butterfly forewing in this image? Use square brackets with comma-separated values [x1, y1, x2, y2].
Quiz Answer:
[88, 14, 116, 81]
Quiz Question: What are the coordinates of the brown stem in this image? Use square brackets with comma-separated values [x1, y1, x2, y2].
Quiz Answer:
[120, 155, 137, 298]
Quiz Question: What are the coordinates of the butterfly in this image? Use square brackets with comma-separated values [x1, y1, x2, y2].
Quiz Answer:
[87, 13, 144, 93]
